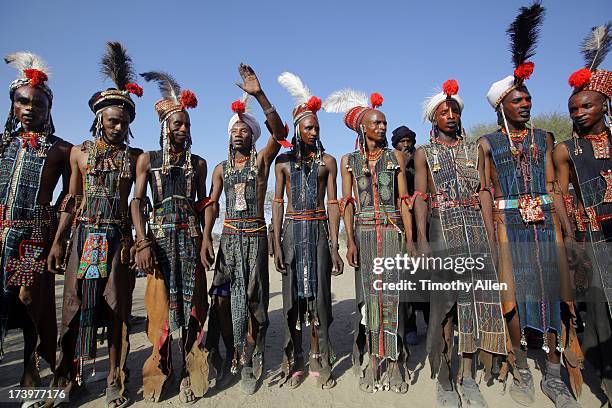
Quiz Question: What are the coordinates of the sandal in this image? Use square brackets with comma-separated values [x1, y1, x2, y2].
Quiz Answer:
[309, 357, 335, 389]
[105, 382, 129, 408]
[459, 378, 488, 408]
[436, 381, 461, 408]
[287, 371, 304, 389]
[179, 376, 198, 405]
[358, 369, 374, 394]
[388, 362, 408, 394]
[240, 366, 258, 395]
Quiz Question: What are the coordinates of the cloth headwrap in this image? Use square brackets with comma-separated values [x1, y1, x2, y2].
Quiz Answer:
[422, 79, 464, 122]
[391, 126, 416, 148]
[227, 112, 261, 142]
[486, 3, 545, 110]
[88, 42, 142, 123]
[5, 52, 53, 103]
[567, 23, 612, 99]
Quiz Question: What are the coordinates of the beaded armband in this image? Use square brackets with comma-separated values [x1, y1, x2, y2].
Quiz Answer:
[327, 199, 339, 206]
[273, 198, 285, 204]
[339, 197, 356, 216]
[58, 194, 82, 214]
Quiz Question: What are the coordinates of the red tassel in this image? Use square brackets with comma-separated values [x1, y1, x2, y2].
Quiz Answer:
[125, 83, 143, 97]
[23, 69, 48, 87]
[277, 139, 293, 148]
[305, 96, 322, 112]
[179, 90, 198, 109]
[514, 62, 535, 81]
[231, 100, 245, 114]
[442, 79, 459, 96]
[370, 92, 383, 109]
[568, 68, 592, 89]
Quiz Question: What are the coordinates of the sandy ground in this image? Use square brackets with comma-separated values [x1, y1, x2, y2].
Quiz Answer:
[0, 250, 606, 408]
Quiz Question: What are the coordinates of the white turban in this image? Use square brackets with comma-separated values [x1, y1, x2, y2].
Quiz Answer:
[486, 75, 516, 110]
[422, 92, 464, 123]
[227, 113, 261, 142]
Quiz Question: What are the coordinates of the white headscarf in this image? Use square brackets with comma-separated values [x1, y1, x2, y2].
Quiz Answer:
[486, 75, 517, 110]
[422, 92, 464, 123]
[227, 113, 261, 142]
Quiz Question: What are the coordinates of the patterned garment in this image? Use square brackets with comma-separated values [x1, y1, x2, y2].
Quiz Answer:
[0, 133, 57, 352]
[216, 160, 268, 354]
[565, 137, 612, 315]
[422, 140, 506, 356]
[289, 160, 320, 302]
[484, 129, 562, 337]
[148, 150, 201, 333]
[348, 149, 403, 360]
[564, 136, 612, 401]
[73, 140, 131, 361]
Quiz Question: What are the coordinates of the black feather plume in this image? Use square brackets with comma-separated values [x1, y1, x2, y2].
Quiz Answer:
[100, 41, 136, 90]
[581, 22, 611, 71]
[140, 71, 181, 103]
[507, 2, 546, 68]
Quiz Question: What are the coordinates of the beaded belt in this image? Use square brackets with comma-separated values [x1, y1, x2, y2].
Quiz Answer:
[223, 217, 266, 233]
[494, 194, 552, 209]
[76, 216, 129, 229]
[286, 209, 328, 221]
[430, 195, 480, 209]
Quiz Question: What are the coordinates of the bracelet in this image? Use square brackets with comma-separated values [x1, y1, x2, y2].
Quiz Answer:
[273, 198, 284, 204]
[263, 105, 276, 115]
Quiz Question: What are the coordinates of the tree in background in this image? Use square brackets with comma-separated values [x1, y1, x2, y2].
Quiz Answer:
[468, 112, 572, 142]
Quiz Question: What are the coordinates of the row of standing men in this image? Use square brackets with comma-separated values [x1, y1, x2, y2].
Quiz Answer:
[1, 8, 611, 408]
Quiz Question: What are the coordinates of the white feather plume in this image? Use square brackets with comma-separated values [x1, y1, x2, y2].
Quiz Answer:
[4, 51, 50, 78]
[277, 72, 311, 106]
[241, 92, 253, 113]
[581, 22, 611, 71]
[323, 88, 368, 113]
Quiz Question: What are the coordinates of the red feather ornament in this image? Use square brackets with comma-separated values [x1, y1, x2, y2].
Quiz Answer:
[231, 100, 245, 114]
[443, 79, 459, 96]
[179, 90, 198, 109]
[23, 69, 48, 87]
[568, 68, 592, 89]
[305, 96, 322, 112]
[370, 92, 384, 108]
[514, 62, 535, 80]
[125, 83, 143, 97]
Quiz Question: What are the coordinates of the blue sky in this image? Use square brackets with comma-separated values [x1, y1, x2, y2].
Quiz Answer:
[1, 0, 610, 190]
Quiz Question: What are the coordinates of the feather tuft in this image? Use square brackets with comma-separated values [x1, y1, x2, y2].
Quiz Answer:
[277, 71, 311, 105]
[581, 22, 611, 71]
[100, 41, 136, 90]
[140, 71, 181, 103]
[4, 52, 50, 78]
[506, 2, 546, 69]
[323, 88, 368, 113]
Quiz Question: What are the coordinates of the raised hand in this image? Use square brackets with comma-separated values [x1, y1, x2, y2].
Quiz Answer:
[236, 63, 262, 96]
